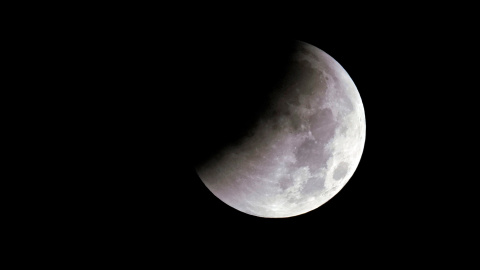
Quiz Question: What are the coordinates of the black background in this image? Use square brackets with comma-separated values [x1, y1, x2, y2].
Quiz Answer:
[4, 3, 476, 266]
[63, 6, 475, 262]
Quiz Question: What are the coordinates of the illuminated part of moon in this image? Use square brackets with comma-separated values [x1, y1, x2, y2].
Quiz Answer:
[195, 41, 366, 218]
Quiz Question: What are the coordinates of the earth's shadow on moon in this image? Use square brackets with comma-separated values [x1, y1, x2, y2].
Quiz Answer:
[190, 40, 301, 169]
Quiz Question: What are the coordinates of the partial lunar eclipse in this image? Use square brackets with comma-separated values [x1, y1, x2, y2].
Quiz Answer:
[195, 41, 366, 218]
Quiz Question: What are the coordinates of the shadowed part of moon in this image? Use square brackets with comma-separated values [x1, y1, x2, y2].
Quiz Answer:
[189, 41, 301, 168]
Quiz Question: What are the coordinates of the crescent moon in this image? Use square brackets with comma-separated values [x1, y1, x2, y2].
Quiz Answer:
[195, 41, 366, 218]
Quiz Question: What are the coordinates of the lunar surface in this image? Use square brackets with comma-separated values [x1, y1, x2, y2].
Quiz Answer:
[195, 41, 366, 218]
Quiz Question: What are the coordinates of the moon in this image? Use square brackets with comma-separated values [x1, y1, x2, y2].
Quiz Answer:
[195, 41, 366, 218]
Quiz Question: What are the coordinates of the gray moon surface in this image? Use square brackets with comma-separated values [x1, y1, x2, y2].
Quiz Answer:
[196, 41, 366, 218]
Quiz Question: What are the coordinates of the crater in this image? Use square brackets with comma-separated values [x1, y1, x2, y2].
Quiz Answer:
[333, 162, 349, 181]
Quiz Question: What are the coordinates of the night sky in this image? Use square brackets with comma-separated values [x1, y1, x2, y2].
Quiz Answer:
[77, 10, 466, 261]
